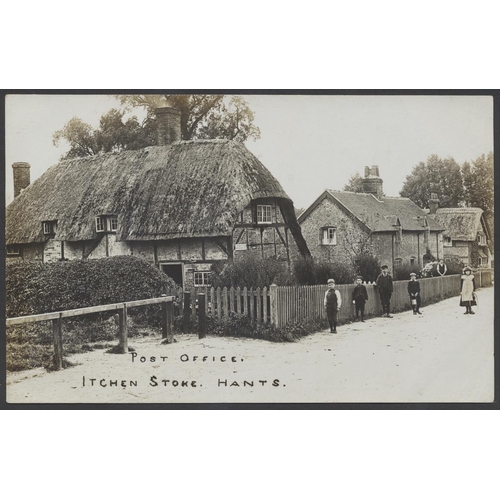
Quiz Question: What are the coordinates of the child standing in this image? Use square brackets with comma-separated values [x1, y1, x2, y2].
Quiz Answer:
[351, 275, 368, 322]
[407, 272, 422, 315]
[436, 259, 447, 276]
[460, 266, 476, 314]
[324, 278, 342, 333]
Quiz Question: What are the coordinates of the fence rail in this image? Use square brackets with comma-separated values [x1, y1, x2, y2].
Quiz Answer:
[7, 296, 175, 370]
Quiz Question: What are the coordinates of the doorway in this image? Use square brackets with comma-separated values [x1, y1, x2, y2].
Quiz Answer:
[161, 263, 183, 288]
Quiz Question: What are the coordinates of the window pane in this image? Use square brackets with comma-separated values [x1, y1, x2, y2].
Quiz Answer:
[257, 205, 272, 223]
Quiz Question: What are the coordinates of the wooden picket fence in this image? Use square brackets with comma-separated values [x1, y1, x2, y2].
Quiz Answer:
[165, 286, 271, 324]
[167, 269, 493, 327]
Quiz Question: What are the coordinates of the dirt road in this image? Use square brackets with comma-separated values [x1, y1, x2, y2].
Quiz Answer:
[6, 287, 494, 404]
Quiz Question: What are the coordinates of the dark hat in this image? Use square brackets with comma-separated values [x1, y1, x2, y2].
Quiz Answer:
[410, 272, 416, 277]
[381, 265, 389, 269]
[356, 275, 363, 280]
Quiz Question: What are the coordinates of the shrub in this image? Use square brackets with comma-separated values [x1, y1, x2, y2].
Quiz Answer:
[354, 253, 381, 283]
[206, 313, 328, 342]
[6, 256, 177, 317]
[212, 253, 294, 288]
[443, 258, 465, 275]
[293, 257, 355, 285]
[393, 262, 422, 281]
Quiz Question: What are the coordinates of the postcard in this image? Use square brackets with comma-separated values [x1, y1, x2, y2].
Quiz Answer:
[4, 93, 495, 404]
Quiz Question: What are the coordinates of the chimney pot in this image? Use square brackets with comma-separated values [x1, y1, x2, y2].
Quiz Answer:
[428, 192, 439, 214]
[361, 166, 384, 199]
[13, 162, 31, 198]
[155, 107, 182, 146]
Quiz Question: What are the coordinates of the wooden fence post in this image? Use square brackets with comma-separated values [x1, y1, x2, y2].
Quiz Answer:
[162, 298, 174, 343]
[52, 314, 63, 370]
[118, 303, 128, 354]
[183, 291, 191, 333]
[198, 293, 206, 339]
[270, 283, 279, 328]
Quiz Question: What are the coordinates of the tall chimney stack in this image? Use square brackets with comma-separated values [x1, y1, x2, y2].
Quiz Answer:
[155, 107, 182, 146]
[428, 192, 439, 214]
[13, 162, 31, 198]
[362, 165, 384, 199]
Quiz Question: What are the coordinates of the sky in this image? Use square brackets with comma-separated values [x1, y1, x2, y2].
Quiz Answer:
[5, 94, 493, 209]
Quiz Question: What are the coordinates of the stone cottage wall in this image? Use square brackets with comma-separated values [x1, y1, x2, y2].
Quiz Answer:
[299, 197, 369, 263]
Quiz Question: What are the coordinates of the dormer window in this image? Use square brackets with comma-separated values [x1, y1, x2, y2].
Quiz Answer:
[257, 205, 272, 224]
[7, 245, 21, 256]
[42, 220, 57, 236]
[96, 217, 105, 232]
[477, 234, 486, 245]
[96, 215, 118, 233]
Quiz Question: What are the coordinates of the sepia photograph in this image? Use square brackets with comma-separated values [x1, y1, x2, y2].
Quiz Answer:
[4, 92, 495, 404]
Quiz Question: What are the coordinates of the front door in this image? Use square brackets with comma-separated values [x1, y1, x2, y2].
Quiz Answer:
[161, 263, 183, 288]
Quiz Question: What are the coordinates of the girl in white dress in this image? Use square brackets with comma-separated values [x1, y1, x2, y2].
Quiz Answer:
[460, 267, 476, 315]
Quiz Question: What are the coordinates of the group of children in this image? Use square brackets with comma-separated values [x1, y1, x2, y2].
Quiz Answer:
[323, 265, 476, 333]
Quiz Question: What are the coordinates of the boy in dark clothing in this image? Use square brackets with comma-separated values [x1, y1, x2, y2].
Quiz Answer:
[352, 275, 368, 322]
[324, 278, 342, 333]
[376, 265, 394, 318]
[407, 272, 422, 314]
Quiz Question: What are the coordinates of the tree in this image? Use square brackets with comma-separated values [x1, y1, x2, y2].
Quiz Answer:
[399, 155, 465, 208]
[117, 94, 261, 142]
[54, 95, 261, 160]
[53, 108, 154, 160]
[343, 172, 364, 193]
[462, 152, 493, 214]
[462, 152, 494, 251]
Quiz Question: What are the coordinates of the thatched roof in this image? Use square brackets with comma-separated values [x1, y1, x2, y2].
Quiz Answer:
[433, 208, 486, 241]
[6, 140, 305, 248]
[299, 190, 444, 232]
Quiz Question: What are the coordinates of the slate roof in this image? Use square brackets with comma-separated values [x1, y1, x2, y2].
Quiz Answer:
[321, 190, 444, 232]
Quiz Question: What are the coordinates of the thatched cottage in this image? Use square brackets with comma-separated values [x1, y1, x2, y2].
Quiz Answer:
[298, 166, 445, 272]
[432, 207, 493, 268]
[6, 107, 310, 288]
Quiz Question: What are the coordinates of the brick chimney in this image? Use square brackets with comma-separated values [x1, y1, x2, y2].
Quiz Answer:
[155, 107, 182, 146]
[13, 162, 31, 198]
[428, 192, 439, 214]
[362, 165, 383, 199]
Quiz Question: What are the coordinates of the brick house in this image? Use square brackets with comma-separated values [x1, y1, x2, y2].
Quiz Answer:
[432, 207, 493, 268]
[297, 166, 445, 273]
[6, 107, 310, 289]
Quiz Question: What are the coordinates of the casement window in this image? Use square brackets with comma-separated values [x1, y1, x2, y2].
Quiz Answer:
[443, 236, 452, 247]
[6, 245, 21, 256]
[320, 227, 337, 245]
[96, 215, 118, 233]
[256, 205, 272, 224]
[394, 258, 402, 267]
[42, 220, 57, 236]
[410, 257, 416, 265]
[95, 216, 105, 232]
[194, 271, 211, 286]
[477, 234, 486, 245]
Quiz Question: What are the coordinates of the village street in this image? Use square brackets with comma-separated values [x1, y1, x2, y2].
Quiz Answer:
[6, 286, 493, 404]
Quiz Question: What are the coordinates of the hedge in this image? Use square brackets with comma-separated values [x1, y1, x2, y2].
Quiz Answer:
[6, 256, 177, 317]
